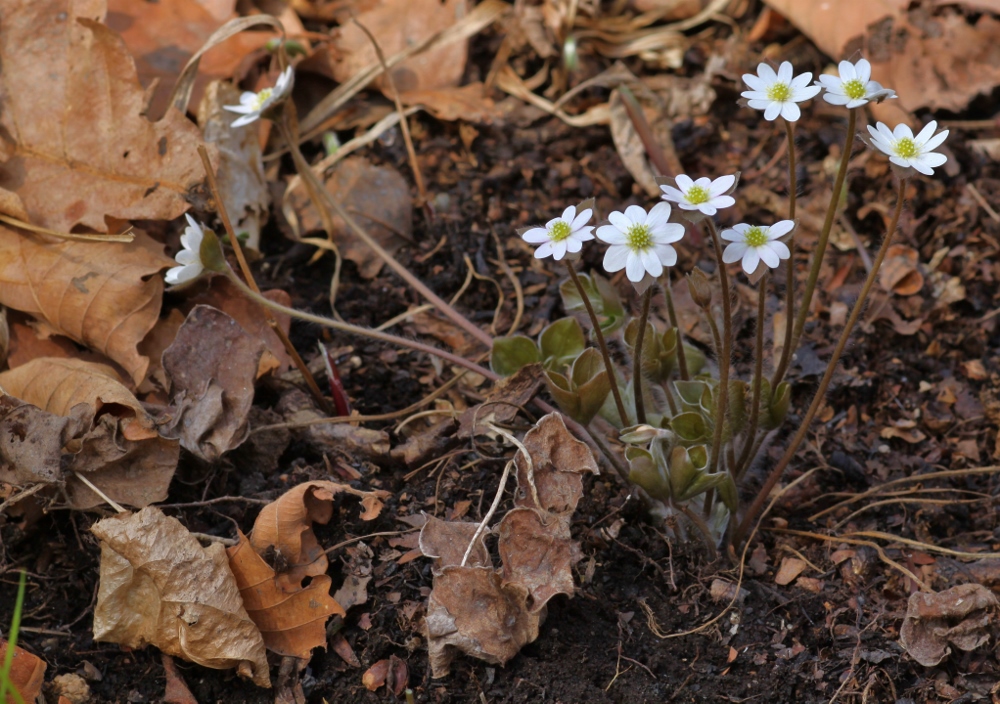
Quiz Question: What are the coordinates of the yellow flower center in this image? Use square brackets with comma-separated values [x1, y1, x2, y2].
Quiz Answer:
[253, 88, 274, 110]
[744, 226, 767, 248]
[766, 82, 791, 102]
[843, 78, 866, 100]
[686, 185, 710, 205]
[549, 220, 572, 242]
[893, 137, 917, 159]
[626, 223, 652, 250]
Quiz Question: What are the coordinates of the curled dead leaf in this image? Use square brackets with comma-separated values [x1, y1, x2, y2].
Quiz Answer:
[249, 481, 390, 590]
[91, 507, 270, 688]
[159, 305, 266, 461]
[227, 532, 345, 660]
[513, 412, 599, 514]
[0, 358, 178, 509]
[418, 515, 491, 573]
[0, 638, 46, 703]
[497, 508, 579, 612]
[879, 245, 924, 296]
[899, 583, 999, 666]
[361, 655, 408, 695]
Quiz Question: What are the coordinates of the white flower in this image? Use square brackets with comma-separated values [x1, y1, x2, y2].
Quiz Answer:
[741, 61, 821, 122]
[165, 214, 207, 285]
[224, 67, 295, 128]
[596, 203, 685, 284]
[816, 59, 896, 109]
[660, 174, 736, 216]
[721, 221, 793, 275]
[521, 205, 595, 260]
[867, 121, 949, 176]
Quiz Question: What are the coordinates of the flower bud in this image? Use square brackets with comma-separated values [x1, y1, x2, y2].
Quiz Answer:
[688, 268, 713, 308]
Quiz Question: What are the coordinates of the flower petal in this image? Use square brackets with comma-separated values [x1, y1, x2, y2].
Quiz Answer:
[675, 174, 694, 191]
[534, 241, 554, 259]
[921, 129, 949, 152]
[769, 240, 791, 259]
[660, 185, 686, 202]
[720, 228, 741, 242]
[741, 248, 761, 275]
[646, 201, 672, 225]
[763, 102, 782, 121]
[550, 240, 569, 260]
[768, 220, 795, 238]
[790, 72, 813, 88]
[838, 60, 857, 81]
[747, 98, 773, 111]
[597, 224, 627, 244]
[710, 195, 736, 210]
[759, 245, 779, 269]
[603, 245, 630, 272]
[914, 120, 937, 145]
[522, 227, 550, 244]
[710, 174, 735, 195]
[793, 84, 822, 101]
[571, 208, 593, 230]
[757, 63, 777, 82]
[653, 244, 677, 267]
[625, 253, 647, 282]
[777, 61, 793, 84]
[231, 113, 260, 128]
[565, 237, 583, 254]
[780, 101, 801, 122]
[855, 58, 871, 85]
[723, 242, 747, 263]
[892, 123, 914, 140]
[624, 204, 648, 225]
[561, 205, 576, 222]
[823, 92, 851, 106]
[641, 249, 663, 278]
[743, 73, 767, 91]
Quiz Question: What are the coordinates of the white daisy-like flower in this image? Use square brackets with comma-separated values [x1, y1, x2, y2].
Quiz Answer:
[596, 203, 685, 284]
[816, 59, 896, 109]
[867, 121, 949, 176]
[721, 221, 793, 275]
[741, 61, 821, 122]
[224, 66, 295, 128]
[165, 214, 207, 285]
[660, 174, 736, 216]
[521, 205, 595, 260]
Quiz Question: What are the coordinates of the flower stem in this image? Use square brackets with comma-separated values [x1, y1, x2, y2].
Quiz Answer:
[566, 262, 628, 426]
[661, 274, 689, 381]
[779, 119, 797, 383]
[223, 268, 500, 382]
[735, 271, 768, 474]
[276, 118, 493, 349]
[673, 500, 718, 561]
[735, 178, 907, 547]
[633, 287, 653, 425]
[772, 108, 857, 388]
[196, 146, 333, 416]
[705, 219, 732, 475]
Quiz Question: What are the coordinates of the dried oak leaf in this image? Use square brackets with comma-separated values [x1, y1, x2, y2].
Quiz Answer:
[496, 508, 579, 613]
[418, 515, 491, 574]
[0, 638, 46, 703]
[513, 412, 599, 514]
[0, 229, 175, 386]
[0, 357, 178, 509]
[159, 305, 266, 462]
[425, 566, 541, 678]
[227, 531, 344, 660]
[249, 481, 390, 590]
[288, 156, 410, 279]
[329, 0, 468, 96]
[0, 0, 209, 233]
[91, 507, 270, 688]
[899, 582, 1000, 666]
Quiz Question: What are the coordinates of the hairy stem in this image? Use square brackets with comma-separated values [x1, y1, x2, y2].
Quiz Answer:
[705, 219, 732, 475]
[778, 119, 797, 386]
[772, 108, 857, 388]
[662, 274, 689, 381]
[633, 286, 653, 425]
[736, 178, 907, 546]
[566, 262, 628, 425]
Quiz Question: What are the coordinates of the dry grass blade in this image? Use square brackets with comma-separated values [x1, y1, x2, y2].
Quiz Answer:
[0, 215, 134, 243]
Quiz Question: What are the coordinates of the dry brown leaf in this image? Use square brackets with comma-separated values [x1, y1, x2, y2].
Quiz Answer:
[0, 638, 46, 703]
[275, 388, 390, 461]
[288, 155, 411, 279]
[92, 507, 270, 688]
[0, 0, 209, 233]
[879, 244, 924, 296]
[330, 0, 469, 95]
[249, 481, 390, 589]
[513, 412, 599, 514]
[425, 566, 541, 678]
[418, 515, 491, 572]
[0, 230, 174, 385]
[227, 531, 344, 660]
[161, 652, 199, 704]
[497, 508, 579, 612]
[764, 0, 1000, 114]
[0, 357, 178, 509]
[399, 83, 499, 123]
[0, 395, 83, 489]
[331, 543, 374, 612]
[159, 305, 266, 461]
[361, 655, 408, 695]
[457, 364, 543, 439]
[774, 557, 808, 586]
[899, 582, 999, 666]
[106, 0, 276, 121]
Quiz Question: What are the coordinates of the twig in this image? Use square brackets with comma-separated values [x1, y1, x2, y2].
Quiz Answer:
[461, 460, 513, 567]
[73, 472, 125, 514]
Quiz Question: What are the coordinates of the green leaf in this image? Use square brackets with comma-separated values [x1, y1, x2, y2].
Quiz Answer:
[670, 411, 708, 442]
[767, 381, 792, 430]
[491, 335, 540, 377]
[682, 343, 706, 376]
[716, 474, 739, 514]
[627, 447, 670, 501]
[539, 317, 586, 371]
[559, 272, 626, 335]
[674, 380, 708, 408]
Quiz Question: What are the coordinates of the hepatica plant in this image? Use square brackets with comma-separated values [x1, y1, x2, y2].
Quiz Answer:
[493, 57, 950, 555]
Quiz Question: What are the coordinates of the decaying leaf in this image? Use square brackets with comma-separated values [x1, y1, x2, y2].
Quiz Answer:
[0, 357, 178, 509]
[899, 582, 999, 667]
[249, 481, 390, 590]
[422, 412, 597, 677]
[275, 389, 390, 462]
[91, 507, 270, 688]
[287, 156, 411, 279]
[457, 363, 543, 439]
[331, 542, 375, 612]
[0, 0, 209, 233]
[227, 532, 344, 660]
[159, 305, 266, 461]
[0, 229, 174, 385]
[0, 638, 46, 703]
[0, 395, 83, 489]
[879, 245, 924, 296]
[764, 0, 1000, 115]
[329, 0, 469, 96]
[361, 655, 408, 695]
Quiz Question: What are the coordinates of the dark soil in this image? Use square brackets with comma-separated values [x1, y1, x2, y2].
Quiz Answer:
[3, 2, 1000, 703]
